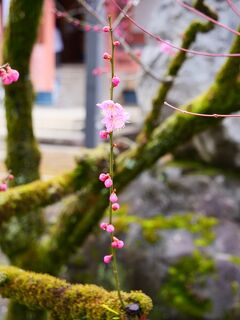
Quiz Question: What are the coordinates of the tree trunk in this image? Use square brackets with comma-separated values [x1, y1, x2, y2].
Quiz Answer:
[3, 0, 43, 185]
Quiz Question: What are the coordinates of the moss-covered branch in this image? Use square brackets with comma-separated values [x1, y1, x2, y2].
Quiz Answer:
[137, 0, 217, 144]
[3, 0, 44, 184]
[0, 266, 152, 319]
[0, 148, 107, 226]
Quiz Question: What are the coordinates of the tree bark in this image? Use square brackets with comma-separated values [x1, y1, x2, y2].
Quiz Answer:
[3, 0, 43, 185]
[0, 266, 152, 320]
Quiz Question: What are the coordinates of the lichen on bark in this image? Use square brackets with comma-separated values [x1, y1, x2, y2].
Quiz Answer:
[0, 266, 153, 320]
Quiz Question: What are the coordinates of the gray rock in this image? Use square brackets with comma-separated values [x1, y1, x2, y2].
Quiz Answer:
[69, 168, 240, 319]
[121, 170, 240, 319]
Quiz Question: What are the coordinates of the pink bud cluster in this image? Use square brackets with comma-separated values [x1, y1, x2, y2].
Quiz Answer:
[112, 237, 124, 249]
[99, 173, 113, 188]
[0, 65, 19, 86]
[103, 233, 125, 264]
[99, 20, 126, 268]
[100, 222, 115, 233]
[0, 173, 14, 192]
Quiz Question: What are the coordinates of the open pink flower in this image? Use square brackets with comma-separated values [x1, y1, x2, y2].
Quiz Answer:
[97, 100, 129, 132]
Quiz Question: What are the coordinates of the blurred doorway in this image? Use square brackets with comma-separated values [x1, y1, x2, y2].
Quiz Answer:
[55, 0, 85, 63]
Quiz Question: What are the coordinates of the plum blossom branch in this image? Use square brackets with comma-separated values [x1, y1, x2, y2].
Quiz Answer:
[112, 0, 134, 29]
[164, 101, 240, 118]
[137, 0, 217, 144]
[111, 0, 240, 57]
[98, 17, 129, 309]
[176, 0, 240, 37]
[77, 0, 172, 83]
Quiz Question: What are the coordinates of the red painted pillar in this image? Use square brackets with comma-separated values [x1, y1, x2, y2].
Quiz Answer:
[30, 0, 55, 104]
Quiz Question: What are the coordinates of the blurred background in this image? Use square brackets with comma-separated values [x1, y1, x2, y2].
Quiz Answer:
[0, 0, 240, 319]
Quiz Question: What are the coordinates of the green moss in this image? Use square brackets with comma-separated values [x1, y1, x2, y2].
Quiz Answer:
[114, 212, 217, 245]
[229, 256, 240, 266]
[0, 266, 152, 320]
[159, 250, 215, 318]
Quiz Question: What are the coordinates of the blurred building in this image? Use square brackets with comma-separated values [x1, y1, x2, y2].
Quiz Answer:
[0, 0, 151, 105]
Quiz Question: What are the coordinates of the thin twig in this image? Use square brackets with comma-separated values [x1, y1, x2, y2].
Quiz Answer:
[226, 0, 240, 18]
[176, 0, 240, 36]
[112, 0, 134, 29]
[164, 101, 240, 118]
[77, 0, 172, 83]
[111, 0, 240, 57]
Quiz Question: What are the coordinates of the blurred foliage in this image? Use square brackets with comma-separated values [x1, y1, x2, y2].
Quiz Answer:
[114, 210, 217, 246]
[159, 250, 214, 319]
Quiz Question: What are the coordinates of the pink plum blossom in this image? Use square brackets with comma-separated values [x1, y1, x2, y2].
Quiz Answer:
[97, 100, 129, 132]
[110, 192, 118, 203]
[112, 237, 124, 249]
[1, 66, 20, 85]
[0, 183, 7, 192]
[99, 173, 109, 182]
[103, 52, 112, 60]
[99, 130, 109, 139]
[8, 69, 19, 82]
[100, 223, 115, 233]
[112, 203, 120, 211]
[100, 222, 108, 230]
[106, 224, 115, 233]
[8, 174, 14, 180]
[103, 26, 110, 32]
[103, 254, 113, 264]
[112, 76, 120, 87]
[113, 40, 120, 47]
[104, 177, 113, 188]
[2, 75, 13, 85]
